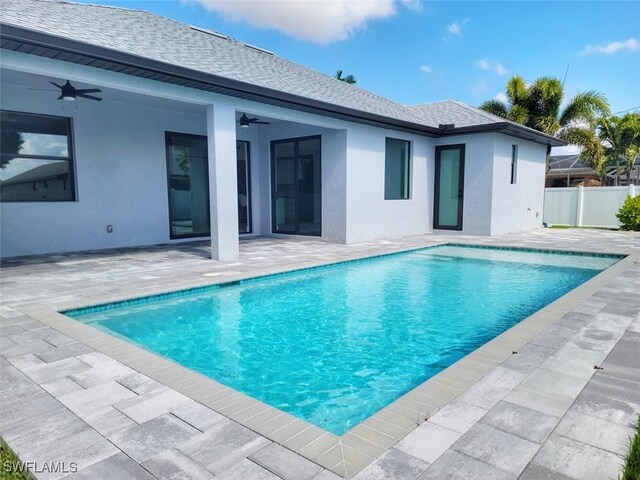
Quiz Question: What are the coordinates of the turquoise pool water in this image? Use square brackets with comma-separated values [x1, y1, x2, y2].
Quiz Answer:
[67, 246, 619, 435]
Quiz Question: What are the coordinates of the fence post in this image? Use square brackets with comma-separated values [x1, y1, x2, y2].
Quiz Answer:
[576, 186, 584, 227]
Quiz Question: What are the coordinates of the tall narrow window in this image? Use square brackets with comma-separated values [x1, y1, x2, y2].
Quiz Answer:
[510, 144, 518, 184]
[384, 138, 410, 199]
[0, 111, 75, 202]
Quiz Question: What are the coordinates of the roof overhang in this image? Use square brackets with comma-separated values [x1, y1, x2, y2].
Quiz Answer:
[440, 122, 567, 147]
[1, 23, 567, 147]
[1, 23, 444, 137]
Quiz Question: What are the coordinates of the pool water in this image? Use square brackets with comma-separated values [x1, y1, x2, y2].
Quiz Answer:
[68, 246, 619, 435]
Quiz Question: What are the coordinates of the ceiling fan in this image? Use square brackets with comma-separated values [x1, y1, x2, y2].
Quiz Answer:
[29, 80, 103, 102]
[239, 113, 269, 128]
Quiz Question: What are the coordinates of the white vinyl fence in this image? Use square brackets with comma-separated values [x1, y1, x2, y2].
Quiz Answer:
[544, 185, 638, 228]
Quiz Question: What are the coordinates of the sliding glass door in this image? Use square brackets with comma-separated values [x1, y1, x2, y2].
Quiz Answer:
[166, 132, 210, 239]
[166, 135, 254, 239]
[237, 140, 251, 234]
[434, 144, 465, 230]
[271, 136, 321, 236]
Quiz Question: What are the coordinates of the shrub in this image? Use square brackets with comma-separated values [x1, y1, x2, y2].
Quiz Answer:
[616, 195, 640, 231]
[620, 416, 640, 480]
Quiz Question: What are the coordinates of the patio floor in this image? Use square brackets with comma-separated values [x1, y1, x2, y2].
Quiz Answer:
[1, 229, 639, 479]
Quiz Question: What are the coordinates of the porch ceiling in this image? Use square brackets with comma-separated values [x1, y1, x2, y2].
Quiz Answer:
[1, 68, 206, 115]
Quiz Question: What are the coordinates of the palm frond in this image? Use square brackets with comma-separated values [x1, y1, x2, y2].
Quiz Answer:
[506, 76, 527, 106]
[507, 104, 529, 125]
[478, 99, 509, 118]
[559, 91, 610, 128]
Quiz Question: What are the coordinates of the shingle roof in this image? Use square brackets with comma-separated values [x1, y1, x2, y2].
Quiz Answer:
[409, 100, 514, 128]
[0, 0, 565, 145]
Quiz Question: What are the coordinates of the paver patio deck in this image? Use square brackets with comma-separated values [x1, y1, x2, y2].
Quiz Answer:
[1, 229, 639, 479]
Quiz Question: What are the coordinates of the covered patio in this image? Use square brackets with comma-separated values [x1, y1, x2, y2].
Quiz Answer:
[1, 229, 639, 479]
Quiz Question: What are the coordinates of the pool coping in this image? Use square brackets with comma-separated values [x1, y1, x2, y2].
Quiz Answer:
[18, 243, 637, 478]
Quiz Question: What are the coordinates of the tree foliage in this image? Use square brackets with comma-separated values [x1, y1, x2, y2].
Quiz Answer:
[334, 69, 357, 84]
[1, 131, 24, 170]
[478, 75, 610, 136]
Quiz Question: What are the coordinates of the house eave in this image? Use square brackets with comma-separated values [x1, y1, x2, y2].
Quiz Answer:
[440, 122, 567, 147]
[1, 23, 445, 137]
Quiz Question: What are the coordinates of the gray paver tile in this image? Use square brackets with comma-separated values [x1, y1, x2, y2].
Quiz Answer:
[40, 376, 85, 397]
[518, 464, 575, 480]
[23, 357, 90, 384]
[311, 470, 343, 480]
[110, 413, 201, 463]
[427, 400, 488, 434]
[532, 434, 624, 480]
[36, 342, 95, 363]
[142, 448, 214, 480]
[452, 423, 538, 475]
[83, 406, 138, 437]
[250, 443, 323, 480]
[456, 380, 510, 410]
[416, 450, 512, 480]
[395, 422, 461, 464]
[481, 401, 558, 444]
[26, 428, 120, 480]
[117, 371, 165, 394]
[215, 458, 280, 480]
[178, 419, 270, 473]
[0, 364, 43, 404]
[71, 361, 136, 388]
[585, 372, 640, 405]
[571, 388, 640, 428]
[65, 452, 156, 480]
[58, 380, 137, 415]
[114, 387, 193, 423]
[555, 410, 636, 456]
[1, 391, 65, 432]
[8, 352, 46, 370]
[172, 401, 226, 431]
[352, 448, 430, 480]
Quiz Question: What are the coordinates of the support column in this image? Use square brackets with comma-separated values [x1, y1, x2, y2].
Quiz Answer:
[206, 103, 239, 260]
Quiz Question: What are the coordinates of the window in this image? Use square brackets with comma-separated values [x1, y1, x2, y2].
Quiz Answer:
[0, 111, 75, 202]
[510, 144, 518, 184]
[384, 138, 410, 199]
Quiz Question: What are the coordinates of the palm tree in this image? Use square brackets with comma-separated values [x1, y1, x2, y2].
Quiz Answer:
[334, 70, 357, 85]
[480, 75, 610, 170]
[565, 113, 640, 185]
[479, 75, 610, 136]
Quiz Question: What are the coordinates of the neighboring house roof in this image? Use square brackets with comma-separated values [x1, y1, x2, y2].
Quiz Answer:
[0, 0, 565, 146]
[0, 161, 68, 186]
[547, 154, 640, 177]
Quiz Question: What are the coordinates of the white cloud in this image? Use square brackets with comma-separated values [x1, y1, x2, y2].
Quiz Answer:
[495, 64, 507, 75]
[444, 18, 469, 39]
[471, 77, 488, 94]
[190, 0, 419, 43]
[475, 58, 507, 75]
[495, 92, 508, 103]
[419, 65, 432, 74]
[399, 0, 422, 12]
[581, 38, 639, 55]
[476, 58, 490, 71]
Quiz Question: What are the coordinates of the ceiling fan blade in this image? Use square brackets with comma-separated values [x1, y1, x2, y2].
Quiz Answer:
[247, 117, 260, 122]
[77, 93, 103, 101]
[49, 81, 64, 89]
[253, 121, 270, 124]
[57, 94, 64, 100]
[76, 88, 102, 94]
[27, 88, 58, 91]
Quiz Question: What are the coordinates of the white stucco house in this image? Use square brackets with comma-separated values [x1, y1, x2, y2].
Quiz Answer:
[0, 0, 564, 260]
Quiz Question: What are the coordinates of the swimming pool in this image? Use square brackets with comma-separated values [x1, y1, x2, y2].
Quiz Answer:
[66, 245, 619, 435]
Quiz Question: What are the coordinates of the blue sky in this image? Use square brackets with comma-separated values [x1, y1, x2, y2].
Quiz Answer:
[75, 0, 638, 115]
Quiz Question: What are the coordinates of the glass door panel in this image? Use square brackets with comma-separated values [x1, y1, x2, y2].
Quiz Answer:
[297, 137, 321, 236]
[434, 145, 465, 230]
[166, 132, 210, 239]
[237, 141, 251, 234]
[271, 136, 321, 236]
[273, 141, 296, 233]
